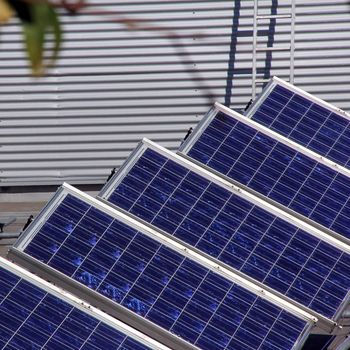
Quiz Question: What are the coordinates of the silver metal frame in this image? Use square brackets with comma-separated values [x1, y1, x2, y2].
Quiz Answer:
[9, 184, 330, 350]
[0, 257, 172, 350]
[180, 149, 349, 251]
[14, 187, 68, 250]
[246, 77, 276, 117]
[7, 248, 316, 350]
[335, 292, 350, 329]
[293, 322, 315, 350]
[183, 102, 350, 181]
[131, 140, 350, 256]
[95, 199, 323, 329]
[99, 141, 146, 198]
[251, 1, 296, 99]
[251, 0, 258, 99]
[97, 139, 350, 329]
[246, 76, 350, 121]
[289, 0, 296, 84]
[178, 105, 218, 154]
[178, 102, 350, 249]
[187, 148, 350, 326]
[177, 101, 350, 322]
[12, 183, 320, 328]
[335, 336, 350, 350]
[10, 185, 200, 350]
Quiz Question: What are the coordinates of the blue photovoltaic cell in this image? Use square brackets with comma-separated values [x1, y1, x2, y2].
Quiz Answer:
[185, 111, 350, 240]
[249, 83, 350, 168]
[23, 194, 309, 350]
[0, 266, 151, 350]
[102, 149, 350, 320]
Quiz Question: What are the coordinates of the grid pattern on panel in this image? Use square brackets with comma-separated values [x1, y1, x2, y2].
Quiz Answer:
[0, 267, 151, 350]
[186, 111, 350, 239]
[250, 84, 350, 169]
[23, 195, 308, 350]
[103, 149, 350, 320]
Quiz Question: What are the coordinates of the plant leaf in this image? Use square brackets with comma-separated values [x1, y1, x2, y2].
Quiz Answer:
[23, 20, 45, 75]
[22, 3, 62, 76]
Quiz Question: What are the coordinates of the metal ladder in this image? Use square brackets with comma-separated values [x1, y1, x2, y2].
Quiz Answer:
[251, 0, 296, 98]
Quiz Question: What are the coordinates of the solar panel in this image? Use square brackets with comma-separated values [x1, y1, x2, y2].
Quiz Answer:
[0, 256, 165, 350]
[179, 103, 350, 241]
[98, 139, 350, 321]
[11, 184, 314, 350]
[245, 76, 350, 169]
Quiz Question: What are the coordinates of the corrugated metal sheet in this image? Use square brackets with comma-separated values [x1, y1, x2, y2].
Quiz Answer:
[1, 0, 350, 186]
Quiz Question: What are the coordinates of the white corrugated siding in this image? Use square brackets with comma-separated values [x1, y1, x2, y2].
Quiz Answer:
[1, 0, 350, 186]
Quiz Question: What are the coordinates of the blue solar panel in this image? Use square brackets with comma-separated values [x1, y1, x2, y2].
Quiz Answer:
[182, 108, 350, 240]
[20, 192, 310, 350]
[100, 145, 350, 320]
[246, 78, 350, 169]
[0, 264, 152, 350]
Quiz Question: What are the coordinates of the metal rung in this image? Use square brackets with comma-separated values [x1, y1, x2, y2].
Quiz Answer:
[0, 233, 20, 239]
[256, 46, 291, 52]
[257, 14, 292, 20]
[255, 79, 271, 84]
[252, 0, 296, 99]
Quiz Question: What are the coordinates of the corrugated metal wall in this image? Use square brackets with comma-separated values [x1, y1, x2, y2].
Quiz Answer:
[1, 0, 350, 187]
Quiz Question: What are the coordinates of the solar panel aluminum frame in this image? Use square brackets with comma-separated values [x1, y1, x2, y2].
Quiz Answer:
[101, 137, 350, 264]
[335, 335, 350, 350]
[177, 105, 350, 326]
[9, 185, 200, 350]
[244, 76, 350, 123]
[178, 102, 350, 248]
[97, 139, 350, 331]
[0, 256, 171, 350]
[177, 105, 219, 155]
[10, 183, 320, 342]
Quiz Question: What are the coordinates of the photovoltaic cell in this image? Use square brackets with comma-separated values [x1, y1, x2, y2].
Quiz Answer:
[182, 108, 350, 240]
[0, 264, 152, 350]
[20, 192, 310, 350]
[247, 79, 350, 169]
[100, 145, 350, 320]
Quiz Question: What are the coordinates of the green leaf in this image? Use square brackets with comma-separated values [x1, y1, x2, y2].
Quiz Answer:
[22, 3, 62, 76]
[23, 21, 44, 75]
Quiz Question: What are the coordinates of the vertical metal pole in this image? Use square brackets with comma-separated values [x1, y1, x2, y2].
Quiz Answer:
[252, 0, 258, 99]
[289, 0, 296, 84]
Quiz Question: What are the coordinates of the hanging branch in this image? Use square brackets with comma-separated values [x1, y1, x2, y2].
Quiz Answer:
[78, 6, 215, 104]
[1, 0, 215, 103]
